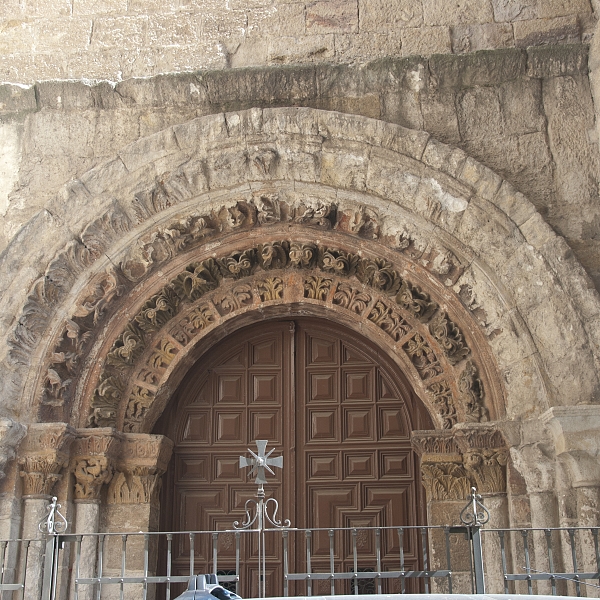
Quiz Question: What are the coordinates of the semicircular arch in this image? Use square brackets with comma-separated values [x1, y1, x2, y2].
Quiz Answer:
[2, 107, 599, 433]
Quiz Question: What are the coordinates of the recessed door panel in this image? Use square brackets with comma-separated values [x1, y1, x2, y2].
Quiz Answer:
[160, 318, 429, 597]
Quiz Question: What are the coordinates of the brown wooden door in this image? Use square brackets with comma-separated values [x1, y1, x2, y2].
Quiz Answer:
[159, 319, 429, 597]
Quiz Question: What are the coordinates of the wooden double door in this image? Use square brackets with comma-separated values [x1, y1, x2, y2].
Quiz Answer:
[160, 319, 430, 596]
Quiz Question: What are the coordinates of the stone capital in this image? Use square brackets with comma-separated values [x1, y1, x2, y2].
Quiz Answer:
[411, 429, 459, 457]
[108, 433, 174, 505]
[18, 423, 77, 497]
[541, 406, 600, 457]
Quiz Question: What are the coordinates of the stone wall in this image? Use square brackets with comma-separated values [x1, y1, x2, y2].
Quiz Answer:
[0, 0, 596, 83]
[2, 45, 599, 288]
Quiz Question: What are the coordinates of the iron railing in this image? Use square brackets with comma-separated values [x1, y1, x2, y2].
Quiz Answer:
[2, 525, 600, 600]
[2, 492, 600, 600]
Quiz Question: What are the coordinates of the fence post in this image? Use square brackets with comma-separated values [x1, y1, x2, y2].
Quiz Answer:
[38, 497, 68, 600]
[460, 488, 490, 595]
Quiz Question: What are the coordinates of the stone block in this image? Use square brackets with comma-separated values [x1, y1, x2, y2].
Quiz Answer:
[320, 138, 368, 191]
[90, 15, 147, 50]
[0, 18, 35, 54]
[422, 0, 494, 26]
[542, 236, 600, 322]
[147, 12, 202, 47]
[358, 0, 423, 32]
[34, 17, 93, 53]
[205, 67, 318, 110]
[64, 46, 152, 81]
[0, 124, 21, 217]
[412, 175, 468, 233]
[428, 48, 526, 89]
[36, 81, 95, 110]
[499, 79, 545, 136]
[229, 37, 270, 68]
[268, 34, 335, 63]
[492, 181, 536, 226]
[451, 22, 514, 53]
[366, 146, 423, 212]
[536, 0, 592, 18]
[491, 0, 537, 22]
[461, 131, 554, 212]
[72, 0, 128, 15]
[151, 43, 227, 74]
[400, 26, 452, 57]
[420, 90, 461, 145]
[334, 32, 404, 63]
[519, 211, 555, 249]
[455, 198, 524, 271]
[422, 138, 468, 178]
[543, 74, 600, 238]
[173, 113, 229, 151]
[117, 72, 207, 108]
[0, 0, 22, 20]
[458, 156, 502, 200]
[317, 92, 382, 119]
[24, 111, 96, 159]
[267, 3, 305, 37]
[306, 0, 358, 34]
[118, 127, 179, 172]
[513, 15, 580, 47]
[527, 43, 589, 77]
[22, 0, 73, 17]
[457, 86, 503, 140]
[0, 84, 36, 116]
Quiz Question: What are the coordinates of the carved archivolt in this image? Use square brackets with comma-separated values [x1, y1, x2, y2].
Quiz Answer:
[19, 194, 480, 426]
[81, 238, 485, 434]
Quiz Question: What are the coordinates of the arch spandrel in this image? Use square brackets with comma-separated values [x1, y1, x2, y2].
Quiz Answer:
[2, 107, 599, 439]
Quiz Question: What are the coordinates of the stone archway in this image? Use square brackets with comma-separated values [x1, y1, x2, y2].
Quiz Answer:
[3, 108, 600, 574]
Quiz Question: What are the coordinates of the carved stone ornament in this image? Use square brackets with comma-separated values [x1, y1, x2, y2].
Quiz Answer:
[421, 458, 471, 501]
[18, 423, 76, 497]
[60, 238, 492, 434]
[70, 428, 120, 500]
[459, 361, 489, 422]
[412, 426, 508, 499]
[107, 434, 173, 505]
[463, 448, 508, 494]
[72, 456, 113, 500]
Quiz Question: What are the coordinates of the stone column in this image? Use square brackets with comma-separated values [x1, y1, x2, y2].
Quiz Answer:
[412, 430, 472, 594]
[104, 434, 173, 600]
[455, 425, 509, 595]
[69, 429, 119, 600]
[543, 406, 600, 598]
[17, 423, 75, 600]
[509, 421, 561, 594]
[412, 426, 509, 595]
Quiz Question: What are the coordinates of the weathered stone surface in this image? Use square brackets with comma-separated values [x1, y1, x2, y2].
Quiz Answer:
[451, 22, 514, 54]
[527, 43, 589, 77]
[513, 15, 581, 47]
[422, 0, 494, 26]
[491, 0, 537, 23]
[401, 26, 452, 57]
[359, 0, 423, 31]
[306, 0, 358, 34]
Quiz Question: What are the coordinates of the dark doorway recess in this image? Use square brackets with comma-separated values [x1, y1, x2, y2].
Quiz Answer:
[156, 318, 433, 597]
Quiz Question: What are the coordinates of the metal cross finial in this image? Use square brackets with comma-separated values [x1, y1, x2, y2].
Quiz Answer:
[239, 440, 283, 485]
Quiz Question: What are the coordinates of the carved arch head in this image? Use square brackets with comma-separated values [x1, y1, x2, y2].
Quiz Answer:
[2, 107, 599, 434]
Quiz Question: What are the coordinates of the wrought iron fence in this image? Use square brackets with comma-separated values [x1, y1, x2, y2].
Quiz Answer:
[2, 521, 600, 599]
[1, 471, 599, 600]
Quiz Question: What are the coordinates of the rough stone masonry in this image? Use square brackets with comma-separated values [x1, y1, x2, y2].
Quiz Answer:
[1, 2, 600, 598]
